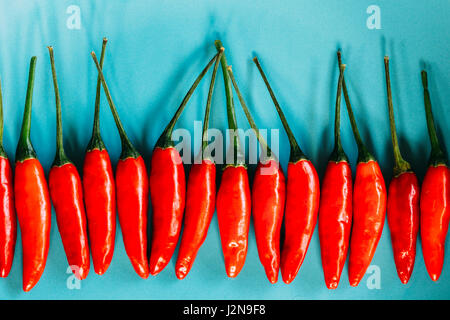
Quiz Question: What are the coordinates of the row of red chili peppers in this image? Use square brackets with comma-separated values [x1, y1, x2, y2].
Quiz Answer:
[0, 40, 448, 291]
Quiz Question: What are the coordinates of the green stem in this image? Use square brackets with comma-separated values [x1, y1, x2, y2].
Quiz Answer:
[91, 52, 140, 160]
[329, 63, 348, 163]
[0, 77, 5, 157]
[227, 66, 272, 160]
[201, 48, 224, 157]
[421, 70, 447, 166]
[337, 51, 374, 163]
[252, 56, 305, 163]
[155, 50, 221, 149]
[214, 40, 244, 166]
[15, 57, 37, 162]
[87, 38, 108, 151]
[48, 46, 71, 166]
[384, 56, 411, 175]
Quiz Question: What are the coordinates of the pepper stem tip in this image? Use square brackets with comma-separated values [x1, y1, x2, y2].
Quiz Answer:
[421, 70, 428, 89]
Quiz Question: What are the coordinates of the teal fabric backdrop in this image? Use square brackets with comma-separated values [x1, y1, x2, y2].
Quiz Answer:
[0, 0, 449, 299]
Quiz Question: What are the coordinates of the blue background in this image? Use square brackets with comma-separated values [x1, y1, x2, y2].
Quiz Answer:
[0, 0, 449, 300]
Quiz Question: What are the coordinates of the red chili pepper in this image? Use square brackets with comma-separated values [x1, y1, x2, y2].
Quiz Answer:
[47, 47, 90, 280]
[227, 65, 286, 284]
[83, 39, 116, 275]
[175, 48, 223, 279]
[338, 52, 387, 287]
[91, 51, 150, 279]
[420, 70, 450, 281]
[0, 77, 16, 278]
[149, 50, 221, 276]
[318, 63, 352, 289]
[214, 40, 251, 278]
[14, 57, 52, 291]
[384, 56, 420, 284]
[253, 57, 320, 284]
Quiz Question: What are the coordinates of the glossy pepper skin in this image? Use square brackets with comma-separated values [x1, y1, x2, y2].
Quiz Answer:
[47, 47, 90, 280]
[49, 164, 89, 279]
[15, 57, 52, 291]
[175, 49, 222, 280]
[319, 64, 352, 289]
[387, 172, 420, 283]
[349, 161, 386, 286]
[281, 160, 319, 283]
[176, 159, 215, 279]
[215, 40, 251, 277]
[149, 147, 185, 275]
[92, 50, 150, 278]
[319, 161, 352, 289]
[83, 39, 116, 275]
[83, 150, 115, 275]
[384, 56, 419, 284]
[419, 70, 450, 281]
[251, 159, 286, 283]
[0, 78, 16, 278]
[216, 165, 251, 277]
[227, 65, 286, 283]
[337, 51, 387, 287]
[116, 157, 149, 278]
[149, 51, 221, 276]
[421, 166, 449, 281]
[253, 57, 320, 284]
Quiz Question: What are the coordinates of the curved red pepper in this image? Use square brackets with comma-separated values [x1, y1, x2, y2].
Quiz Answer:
[251, 159, 285, 283]
[14, 56, 51, 292]
[216, 165, 251, 277]
[149, 147, 185, 275]
[421, 166, 449, 281]
[149, 51, 220, 276]
[176, 159, 215, 279]
[252, 57, 320, 284]
[175, 50, 222, 279]
[319, 161, 352, 289]
[227, 64, 287, 283]
[384, 56, 419, 284]
[419, 70, 450, 281]
[49, 164, 90, 279]
[0, 157, 15, 278]
[15, 160, 51, 291]
[47, 47, 90, 280]
[319, 64, 352, 289]
[83, 39, 116, 275]
[91, 50, 150, 278]
[282, 160, 319, 283]
[83, 149, 116, 275]
[214, 41, 251, 278]
[0, 79, 16, 278]
[338, 51, 387, 287]
[116, 157, 149, 278]
[348, 161, 386, 286]
[387, 172, 420, 283]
